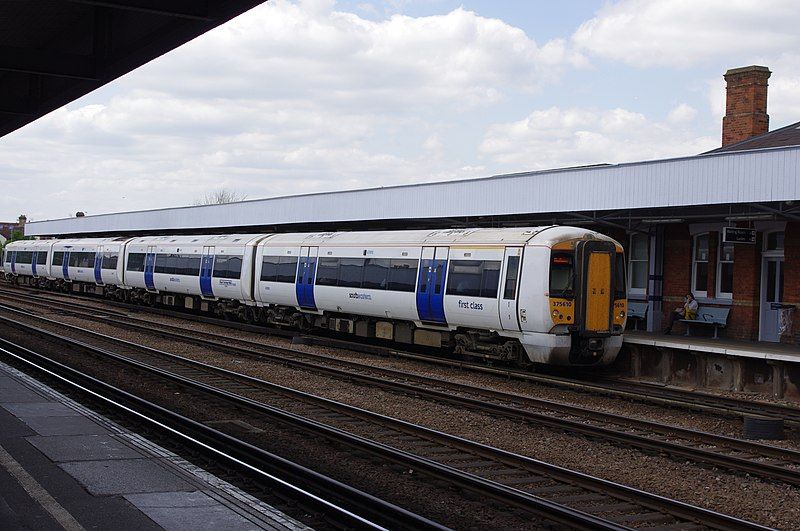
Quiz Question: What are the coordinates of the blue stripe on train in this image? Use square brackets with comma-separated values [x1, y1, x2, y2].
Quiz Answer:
[62, 252, 70, 280]
[10, 251, 16, 274]
[199, 254, 214, 297]
[94, 253, 103, 284]
[144, 253, 156, 291]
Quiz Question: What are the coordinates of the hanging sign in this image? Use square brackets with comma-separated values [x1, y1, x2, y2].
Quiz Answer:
[722, 227, 756, 244]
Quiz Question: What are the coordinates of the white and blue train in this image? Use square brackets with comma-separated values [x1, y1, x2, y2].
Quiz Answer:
[2, 226, 627, 366]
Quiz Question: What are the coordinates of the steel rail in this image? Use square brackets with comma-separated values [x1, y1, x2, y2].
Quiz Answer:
[0, 339, 442, 531]
[4, 295, 800, 487]
[2, 284, 799, 424]
[0, 309, 772, 531]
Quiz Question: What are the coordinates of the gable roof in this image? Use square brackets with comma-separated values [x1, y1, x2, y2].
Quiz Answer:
[706, 120, 800, 154]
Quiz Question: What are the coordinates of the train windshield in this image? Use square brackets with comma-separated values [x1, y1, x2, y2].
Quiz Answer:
[549, 252, 574, 298]
[615, 253, 626, 299]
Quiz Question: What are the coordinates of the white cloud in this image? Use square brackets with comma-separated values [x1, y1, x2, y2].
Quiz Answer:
[136, 0, 583, 109]
[573, 0, 800, 68]
[667, 103, 697, 124]
[1, 1, 589, 221]
[479, 106, 717, 169]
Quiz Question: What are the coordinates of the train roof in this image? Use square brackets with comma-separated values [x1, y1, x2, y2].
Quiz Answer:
[127, 234, 267, 247]
[261, 226, 607, 247]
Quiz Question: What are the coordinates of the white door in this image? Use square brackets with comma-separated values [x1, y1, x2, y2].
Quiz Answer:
[759, 256, 785, 342]
[499, 247, 523, 331]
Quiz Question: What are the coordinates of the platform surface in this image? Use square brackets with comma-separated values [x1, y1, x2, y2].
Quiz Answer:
[0, 360, 310, 531]
[624, 330, 800, 362]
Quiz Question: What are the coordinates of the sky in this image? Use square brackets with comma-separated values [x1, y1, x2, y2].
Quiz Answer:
[3, 0, 800, 222]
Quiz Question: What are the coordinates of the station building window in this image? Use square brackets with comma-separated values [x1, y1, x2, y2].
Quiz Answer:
[692, 233, 709, 297]
[716, 240, 734, 299]
[627, 233, 648, 295]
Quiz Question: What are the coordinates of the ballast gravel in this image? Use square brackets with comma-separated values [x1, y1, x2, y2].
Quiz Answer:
[8, 298, 800, 528]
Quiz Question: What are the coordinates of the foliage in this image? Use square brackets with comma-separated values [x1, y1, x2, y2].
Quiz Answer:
[193, 189, 249, 206]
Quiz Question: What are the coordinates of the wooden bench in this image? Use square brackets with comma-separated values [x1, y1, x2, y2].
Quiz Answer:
[627, 301, 648, 330]
[680, 306, 730, 339]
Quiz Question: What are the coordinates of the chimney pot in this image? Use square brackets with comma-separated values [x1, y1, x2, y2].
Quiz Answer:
[722, 65, 771, 146]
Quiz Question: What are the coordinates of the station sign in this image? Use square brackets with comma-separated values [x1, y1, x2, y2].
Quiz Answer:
[722, 227, 756, 244]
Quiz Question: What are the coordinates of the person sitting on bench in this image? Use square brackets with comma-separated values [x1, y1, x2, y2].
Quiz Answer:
[664, 293, 698, 335]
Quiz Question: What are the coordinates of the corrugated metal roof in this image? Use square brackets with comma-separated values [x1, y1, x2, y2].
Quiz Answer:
[25, 145, 800, 237]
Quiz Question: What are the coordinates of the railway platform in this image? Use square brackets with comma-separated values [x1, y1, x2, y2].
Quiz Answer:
[0, 361, 309, 531]
[620, 331, 800, 401]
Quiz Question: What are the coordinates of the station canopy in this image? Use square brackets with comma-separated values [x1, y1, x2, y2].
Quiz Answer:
[0, 0, 265, 138]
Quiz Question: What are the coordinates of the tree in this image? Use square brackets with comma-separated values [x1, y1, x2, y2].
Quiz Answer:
[193, 189, 248, 206]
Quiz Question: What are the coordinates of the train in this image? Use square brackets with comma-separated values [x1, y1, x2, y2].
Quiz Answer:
[2, 226, 627, 366]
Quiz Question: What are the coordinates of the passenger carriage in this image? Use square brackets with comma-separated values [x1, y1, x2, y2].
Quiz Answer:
[123, 234, 267, 312]
[50, 237, 130, 288]
[2, 240, 54, 281]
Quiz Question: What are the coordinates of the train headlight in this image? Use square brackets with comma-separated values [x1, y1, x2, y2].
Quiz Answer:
[552, 310, 559, 317]
[618, 310, 625, 319]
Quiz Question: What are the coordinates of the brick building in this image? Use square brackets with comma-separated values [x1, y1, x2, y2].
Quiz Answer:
[613, 66, 800, 343]
[0, 215, 26, 244]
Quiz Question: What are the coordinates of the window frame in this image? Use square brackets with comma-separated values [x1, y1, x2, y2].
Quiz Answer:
[627, 233, 648, 296]
[691, 232, 709, 298]
[716, 238, 734, 300]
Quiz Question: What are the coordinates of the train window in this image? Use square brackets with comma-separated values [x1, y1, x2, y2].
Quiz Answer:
[338, 258, 365, 288]
[52, 252, 64, 266]
[434, 264, 443, 294]
[549, 253, 574, 298]
[316, 257, 339, 286]
[36, 251, 48, 265]
[503, 256, 520, 300]
[447, 260, 481, 297]
[480, 261, 501, 298]
[126, 253, 146, 272]
[68, 252, 95, 268]
[447, 260, 501, 298]
[362, 258, 390, 289]
[276, 256, 299, 283]
[614, 253, 626, 299]
[212, 255, 243, 279]
[154, 254, 173, 274]
[260, 256, 279, 281]
[15, 251, 33, 264]
[101, 253, 119, 270]
[418, 260, 430, 293]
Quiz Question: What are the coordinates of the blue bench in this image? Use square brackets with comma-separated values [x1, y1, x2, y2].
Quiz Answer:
[627, 301, 648, 330]
[680, 306, 730, 339]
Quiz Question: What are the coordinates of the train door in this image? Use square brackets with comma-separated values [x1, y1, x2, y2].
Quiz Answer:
[416, 246, 448, 324]
[579, 241, 615, 334]
[296, 246, 318, 310]
[200, 246, 215, 298]
[144, 245, 157, 292]
[62, 250, 71, 280]
[94, 247, 104, 285]
[498, 247, 523, 331]
[31, 249, 39, 277]
[10, 250, 16, 274]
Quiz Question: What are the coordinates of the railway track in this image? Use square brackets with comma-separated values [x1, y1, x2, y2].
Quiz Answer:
[0, 307, 770, 530]
[2, 284, 800, 425]
[0, 339, 441, 531]
[4, 292, 800, 487]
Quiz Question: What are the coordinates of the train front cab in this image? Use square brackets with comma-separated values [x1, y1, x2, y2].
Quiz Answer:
[547, 238, 626, 365]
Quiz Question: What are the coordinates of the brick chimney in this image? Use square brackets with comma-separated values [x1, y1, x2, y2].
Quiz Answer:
[722, 65, 771, 146]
